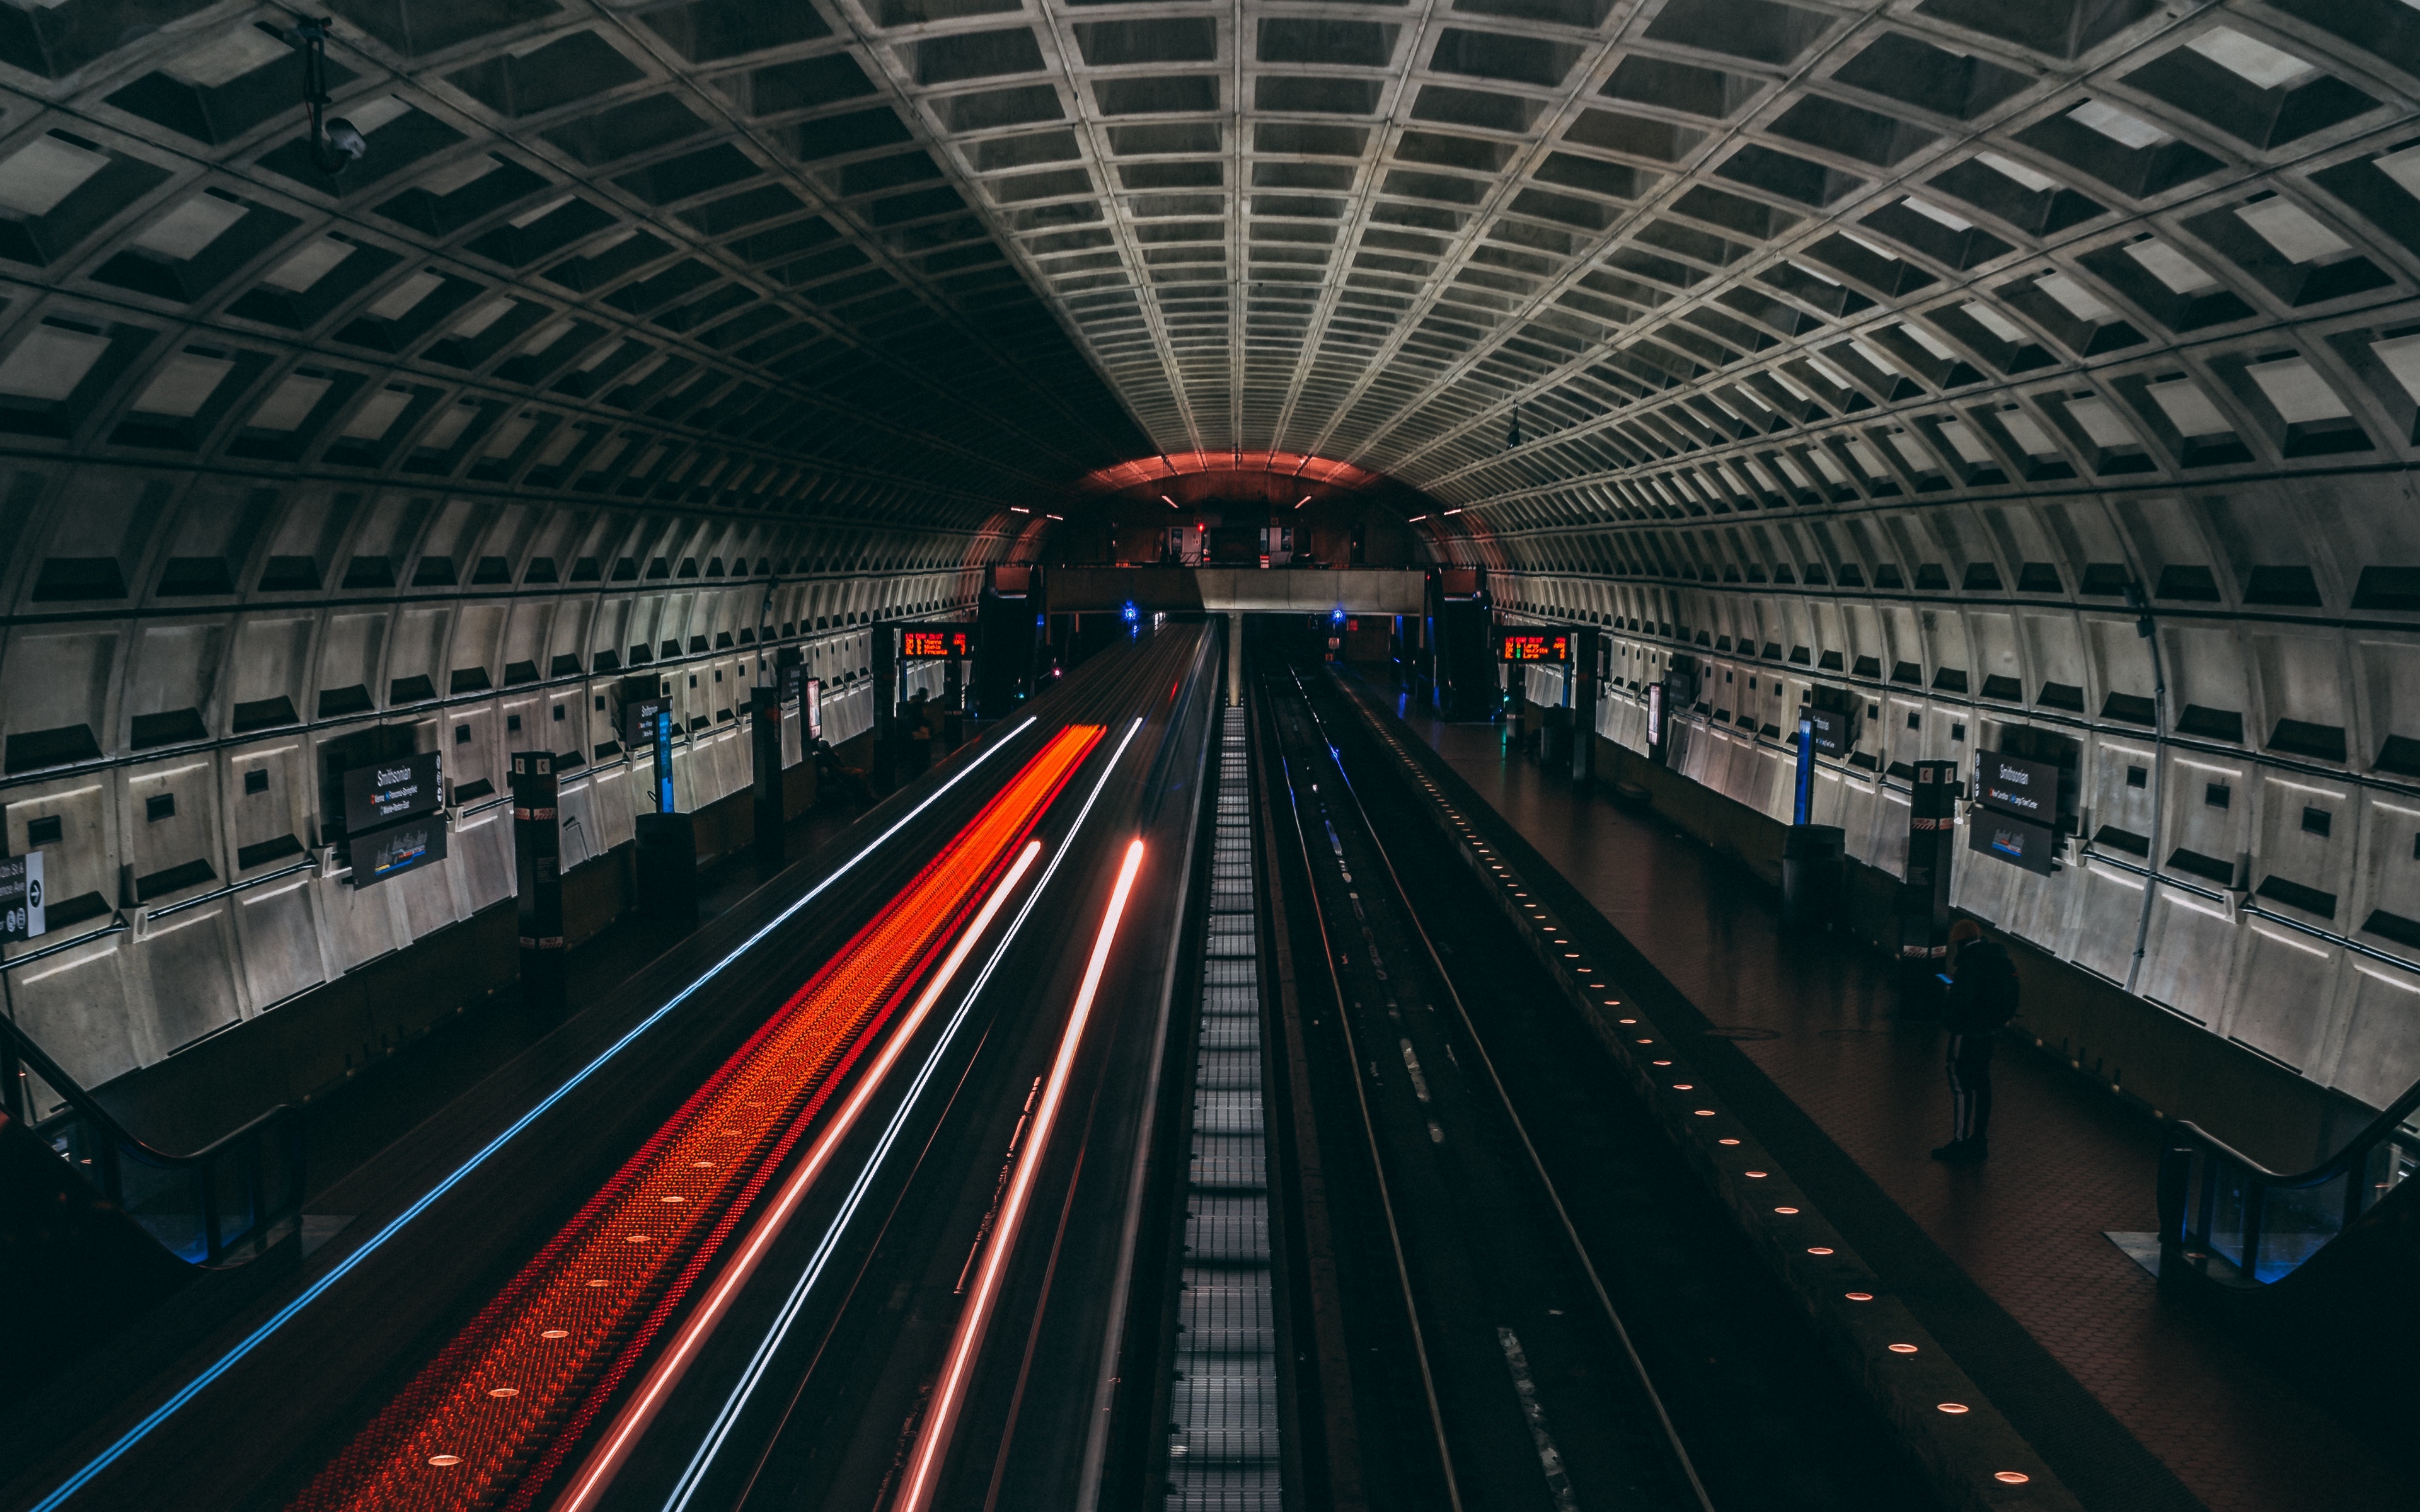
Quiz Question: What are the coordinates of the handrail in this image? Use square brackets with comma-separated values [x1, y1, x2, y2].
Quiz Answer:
[0, 1008, 304, 1265]
[2160, 1063, 2420, 1290]
[0, 918, 129, 971]
[145, 858, 320, 922]
[2172, 1071, 2420, 1191]
[0, 1008, 299, 1169]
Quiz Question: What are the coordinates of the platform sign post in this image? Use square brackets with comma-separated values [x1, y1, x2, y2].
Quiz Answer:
[511, 751, 565, 1017]
[750, 685, 783, 873]
[1794, 716, 1816, 827]
[1899, 759, 1959, 1004]
[1570, 633, 1598, 783]
[654, 706, 676, 814]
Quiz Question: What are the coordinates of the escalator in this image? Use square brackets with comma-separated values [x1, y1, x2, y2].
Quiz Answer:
[2159, 1078, 2420, 1438]
[0, 1012, 305, 1409]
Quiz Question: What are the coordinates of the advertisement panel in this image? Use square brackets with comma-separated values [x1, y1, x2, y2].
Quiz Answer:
[355, 815, 449, 888]
[1968, 808, 2058, 876]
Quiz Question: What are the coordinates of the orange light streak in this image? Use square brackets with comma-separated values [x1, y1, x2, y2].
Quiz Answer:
[550, 839, 1045, 1512]
[292, 726, 1104, 1512]
[894, 836, 1148, 1512]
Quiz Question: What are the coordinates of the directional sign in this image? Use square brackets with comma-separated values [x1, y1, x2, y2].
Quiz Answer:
[0, 852, 43, 941]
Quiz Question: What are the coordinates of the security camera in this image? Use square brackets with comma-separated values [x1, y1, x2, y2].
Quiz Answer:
[323, 117, 367, 163]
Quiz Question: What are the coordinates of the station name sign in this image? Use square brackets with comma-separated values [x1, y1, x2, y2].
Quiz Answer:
[625, 696, 672, 751]
[1497, 631, 1570, 662]
[343, 750, 442, 831]
[1971, 747, 2061, 875]
[1976, 749, 2058, 825]
[339, 749, 447, 889]
[1807, 704, 1851, 756]
[899, 628, 972, 660]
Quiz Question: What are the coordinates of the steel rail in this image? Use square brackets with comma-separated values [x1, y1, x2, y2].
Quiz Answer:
[1289, 663, 1715, 1512]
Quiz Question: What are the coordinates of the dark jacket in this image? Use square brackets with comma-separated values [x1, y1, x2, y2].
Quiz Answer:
[1942, 939, 2019, 1036]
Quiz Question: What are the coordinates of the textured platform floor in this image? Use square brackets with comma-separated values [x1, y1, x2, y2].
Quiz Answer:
[1404, 712, 2414, 1512]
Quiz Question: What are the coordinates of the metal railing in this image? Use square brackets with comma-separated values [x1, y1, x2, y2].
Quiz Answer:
[2158, 1075, 2420, 1286]
[1, 1012, 304, 1266]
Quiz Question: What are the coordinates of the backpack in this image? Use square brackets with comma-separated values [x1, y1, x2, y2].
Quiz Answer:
[1950, 942, 2019, 1031]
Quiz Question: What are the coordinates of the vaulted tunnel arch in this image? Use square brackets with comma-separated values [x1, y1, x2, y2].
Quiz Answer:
[0, 0, 2417, 1106]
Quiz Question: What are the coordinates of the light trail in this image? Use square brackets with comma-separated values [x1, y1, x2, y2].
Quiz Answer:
[894, 835, 1149, 1512]
[24, 719, 1039, 1512]
[550, 839, 1045, 1512]
[645, 715, 1149, 1512]
[291, 726, 1103, 1512]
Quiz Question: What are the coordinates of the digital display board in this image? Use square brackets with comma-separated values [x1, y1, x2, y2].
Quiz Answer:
[1497, 631, 1571, 662]
[355, 815, 449, 888]
[899, 628, 972, 660]
[1968, 808, 2056, 876]
[343, 750, 442, 832]
[0, 852, 43, 941]
[1976, 749, 2059, 825]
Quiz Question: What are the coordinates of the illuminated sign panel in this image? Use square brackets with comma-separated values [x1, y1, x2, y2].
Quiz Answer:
[339, 750, 448, 888]
[1976, 749, 2058, 825]
[0, 852, 43, 941]
[899, 628, 972, 660]
[343, 750, 442, 830]
[1497, 631, 1570, 662]
[357, 815, 449, 887]
[624, 697, 671, 752]
[1968, 808, 2056, 876]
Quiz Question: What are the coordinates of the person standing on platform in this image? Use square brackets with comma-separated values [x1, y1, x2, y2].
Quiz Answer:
[906, 692, 935, 777]
[1933, 917, 2019, 1164]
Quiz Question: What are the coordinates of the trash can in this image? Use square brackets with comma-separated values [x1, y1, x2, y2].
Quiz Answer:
[1541, 706, 1572, 767]
[1781, 824, 1845, 931]
[635, 811, 698, 926]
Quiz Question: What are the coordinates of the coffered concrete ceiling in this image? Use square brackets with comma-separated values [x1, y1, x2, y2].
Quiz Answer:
[0, 0, 2411, 524]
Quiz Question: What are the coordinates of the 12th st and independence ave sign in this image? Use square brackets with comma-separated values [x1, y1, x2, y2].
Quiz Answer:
[0, 852, 43, 941]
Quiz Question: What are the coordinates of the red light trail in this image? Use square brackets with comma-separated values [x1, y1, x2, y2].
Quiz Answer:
[892, 835, 1148, 1512]
[290, 725, 1104, 1512]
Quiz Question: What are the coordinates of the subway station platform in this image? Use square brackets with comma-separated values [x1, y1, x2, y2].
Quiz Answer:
[1390, 701, 2416, 1512]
